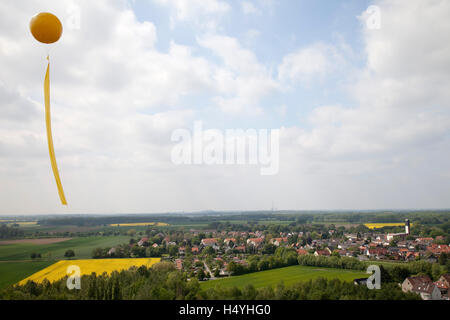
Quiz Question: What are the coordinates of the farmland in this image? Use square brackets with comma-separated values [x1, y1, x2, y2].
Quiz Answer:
[0, 238, 71, 245]
[7, 222, 38, 227]
[18, 258, 160, 284]
[0, 235, 130, 261]
[0, 235, 132, 289]
[364, 223, 413, 229]
[200, 265, 368, 290]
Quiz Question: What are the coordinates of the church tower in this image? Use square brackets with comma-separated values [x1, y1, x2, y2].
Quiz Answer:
[405, 219, 410, 235]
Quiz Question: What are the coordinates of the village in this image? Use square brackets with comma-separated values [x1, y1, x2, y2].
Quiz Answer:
[104, 219, 450, 300]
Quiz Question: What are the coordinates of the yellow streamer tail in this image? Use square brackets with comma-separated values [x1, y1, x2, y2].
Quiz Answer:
[44, 56, 67, 205]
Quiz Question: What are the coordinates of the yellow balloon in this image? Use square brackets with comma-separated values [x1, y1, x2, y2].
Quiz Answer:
[30, 12, 63, 44]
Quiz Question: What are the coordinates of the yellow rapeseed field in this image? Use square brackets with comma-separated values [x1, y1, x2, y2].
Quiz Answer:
[109, 222, 169, 227]
[364, 223, 412, 229]
[18, 258, 160, 285]
[1, 221, 37, 225]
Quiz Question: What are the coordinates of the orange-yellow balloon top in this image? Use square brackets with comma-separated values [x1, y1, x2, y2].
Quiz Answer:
[30, 12, 63, 44]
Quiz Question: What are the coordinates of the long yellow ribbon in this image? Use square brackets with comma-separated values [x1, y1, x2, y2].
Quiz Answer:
[44, 55, 67, 205]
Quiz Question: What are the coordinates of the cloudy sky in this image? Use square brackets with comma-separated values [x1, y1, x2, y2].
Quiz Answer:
[1, 0, 450, 215]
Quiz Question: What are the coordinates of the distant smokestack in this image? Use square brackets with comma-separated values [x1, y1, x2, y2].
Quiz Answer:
[405, 219, 410, 235]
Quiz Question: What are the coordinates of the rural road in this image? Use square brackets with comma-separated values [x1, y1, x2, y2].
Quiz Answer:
[203, 262, 216, 279]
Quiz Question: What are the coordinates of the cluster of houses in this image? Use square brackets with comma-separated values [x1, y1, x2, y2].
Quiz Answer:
[301, 234, 449, 262]
[402, 274, 450, 300]
[291, 221, 449, 262]
[135, 220, 446, 256]
[129, 224, 448, 266]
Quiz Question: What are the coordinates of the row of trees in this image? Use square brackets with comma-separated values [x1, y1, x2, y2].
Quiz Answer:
[0, 224, 24, 239]
[91, 244, 176, 259]
[297, 254, 449, 283]
[297, 255, 366, 271]
[227, 247, 299, 275]
[30, 250, 75, 260]
[201, 279, 419, 300]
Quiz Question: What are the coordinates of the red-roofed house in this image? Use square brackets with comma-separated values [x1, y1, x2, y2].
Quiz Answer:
[365, 247, 388, 258]
[247, 238, 265, 247]
[434, 274, 450, 298]
[201, 238, 219, 250]
[270, 237, 288, 246]
[336, 249, 349, 257]
[402, 275, 441, 300]
[137, 237, 149, 247]
[297, 249, 309, 255]
[224, 238, 237, 247]
[314, 248, 331, 256]
[427, 244, 450, 255]
[416, 237, 433, 243]
[406, 251, 420, 261]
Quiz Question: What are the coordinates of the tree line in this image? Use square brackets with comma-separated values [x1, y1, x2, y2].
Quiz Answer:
[227, 247, 299, 275]
[297, 254, 449, 283]
[0, 224, 24, 239]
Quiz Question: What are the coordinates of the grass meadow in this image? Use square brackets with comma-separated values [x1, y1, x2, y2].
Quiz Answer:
[0, 261, 53, 289]
[200, 265, 368, 290]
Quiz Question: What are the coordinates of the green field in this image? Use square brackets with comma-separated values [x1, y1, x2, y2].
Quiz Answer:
[0, 236, 130, 261]
[200, 265, 368, 290]
[20, 224, 104, 235]
[0, 261, 53, 289]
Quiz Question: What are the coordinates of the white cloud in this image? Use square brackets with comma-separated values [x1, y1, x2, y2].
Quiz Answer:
[241, 2, 260, 15]
[282, 0, 450, 172]
[153, 0, 230, 31]
[245, 0, 450, 210]
[154, 0, 230, 20]
[278, 43, 342, 83]
[244, 28, 261, 40]
[198, 34, 279, 114]
[275, 105, 287, 117]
